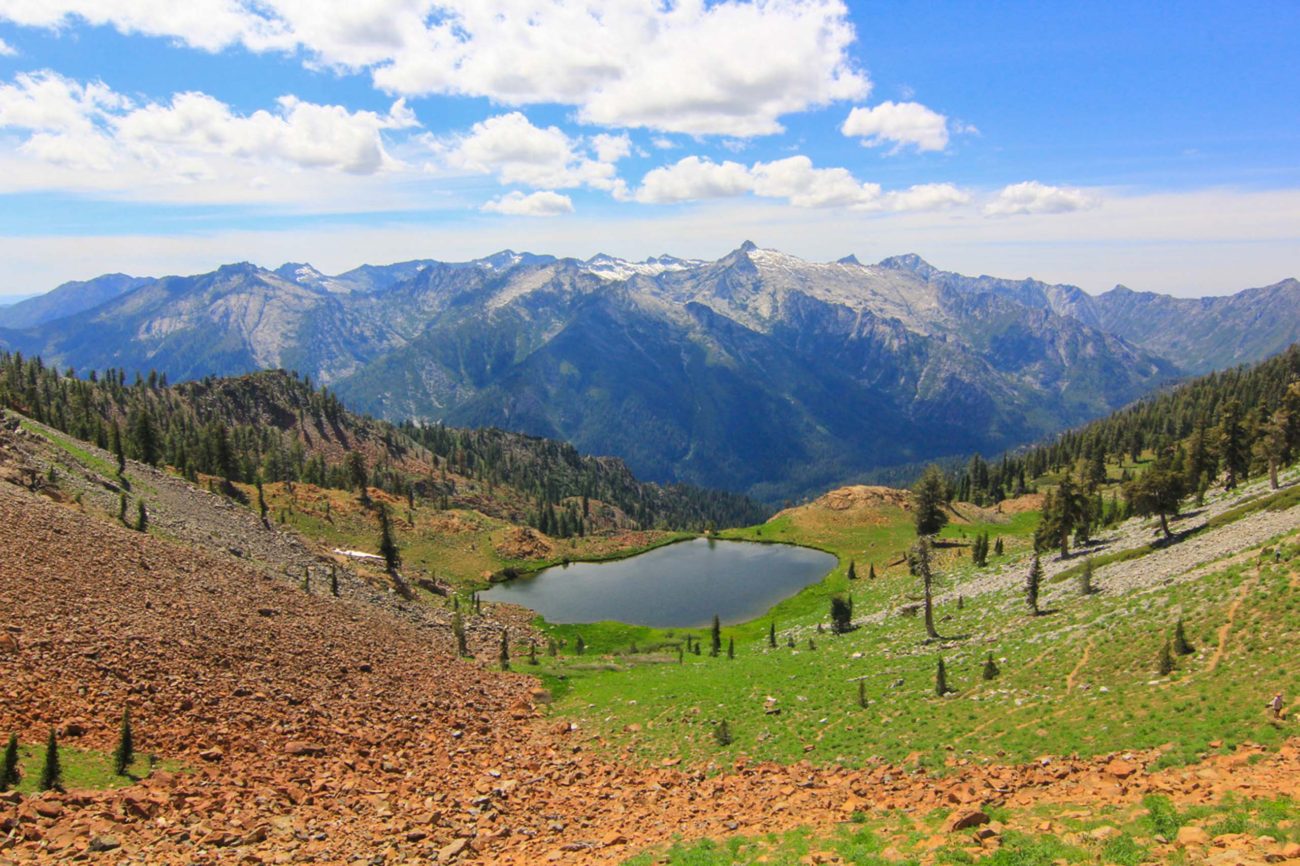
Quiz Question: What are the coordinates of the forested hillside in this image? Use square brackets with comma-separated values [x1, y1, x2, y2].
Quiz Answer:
[950, 344, 1300, 506]
[0, 353, 766, 532]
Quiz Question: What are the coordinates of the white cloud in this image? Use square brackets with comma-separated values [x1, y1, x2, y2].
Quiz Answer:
[445, 111, 626, 195]
[882, 182, 970, 212]
[750, 156, 879, 208]
[0, 37, 16, 56]
[481, 189, 574, 217]
[1, 1, 869, 137]
[983, 180, 1099, 216]
[634, 154, 969, 211]
[635, 156, 753, 203]
[842, 100, 950, 153]
[0, 70, 422, 202]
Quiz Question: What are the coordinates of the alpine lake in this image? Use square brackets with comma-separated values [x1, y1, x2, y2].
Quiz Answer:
[480, 537, 837, 628]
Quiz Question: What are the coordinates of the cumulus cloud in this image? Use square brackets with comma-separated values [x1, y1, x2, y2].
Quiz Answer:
[0, 37, 16, 56]
[983, 180, 1099, 216]
[481, 189, 573, 217]
[842, 100, 950, 153]
[0, 70, 423, 204]
[444, 111, 627, 195]
[635, 156, 754, 203]
[1, 1, 868, 137]
[634, 154, 969, 212]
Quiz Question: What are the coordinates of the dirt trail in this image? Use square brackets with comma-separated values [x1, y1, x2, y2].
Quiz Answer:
[1207, 571, 1256, 674]
[1066, 637, 1093, 692]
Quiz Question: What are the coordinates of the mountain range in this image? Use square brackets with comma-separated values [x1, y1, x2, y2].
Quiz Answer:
[1, 243, 1295, 502]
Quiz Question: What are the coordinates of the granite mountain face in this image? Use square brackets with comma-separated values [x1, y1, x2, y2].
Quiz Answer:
[2, 243, 1292, 501]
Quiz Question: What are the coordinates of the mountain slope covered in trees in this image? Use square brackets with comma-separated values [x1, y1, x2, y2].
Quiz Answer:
[0, 354, 766, 531]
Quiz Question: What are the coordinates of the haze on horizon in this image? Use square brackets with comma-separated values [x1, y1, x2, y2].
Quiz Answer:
[0, 1, 1297, 300]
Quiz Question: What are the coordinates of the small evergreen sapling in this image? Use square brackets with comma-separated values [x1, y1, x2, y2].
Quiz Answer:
[982, 653, 1000, 680]
[1079, 558, 1096, 595]
[857, 680, 868, 709]
[498, 630, 510, 670]
[830, 595, 853, 634]
[113, 708, 134, 776]
[1158, 638, 1175, 676]
[994, 537, 1004, 556]
[713, 720, 733, 747]
[575, 634, 586, 655]
[1173, 619, 1194, 655]
[935, 658, 952, 696]
[768, 621, 776, 648]
[1026, 554, 1042, 615]
[39, 728, 61, 791]
[710, 614, 721, 657]
[527, 642, 539, 666]
[135, 499, 148, 532]
[726, 637, 734, 659]
[1, 733, 19, 791]
[868, 563, 876, 580]
[847, 560, 857, 581]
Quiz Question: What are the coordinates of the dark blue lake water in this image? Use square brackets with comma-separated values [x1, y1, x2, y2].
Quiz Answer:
[480, 538, 836, 627]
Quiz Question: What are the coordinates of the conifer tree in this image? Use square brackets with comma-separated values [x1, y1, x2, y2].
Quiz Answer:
[912, 465, 950, 536]
[1158, 638, 1174, 676]
[1026, 554, 1042, 615]
[1173, 619, 1194, 655]
[112, 708, 134, 776]
[1, 733, 19, 791]
[710, 614, 721, 657]
[847, 560, 857, 581]
[575, 634, 585, 655]
[768, 621, 776, 648]
[713, 720, 732, 747]
[1217, 399, 1250, 490]
[118, 492, 128, 525]
[1079, 557, 1096, 595]
[111, 423, 126, 476]
[377, 504, 400, 573]
[909, 538, 940, 639]
[547, 638, 558, 657]
[982, 653, 1000, 680]
[330, 567, 339, 597]
[528, 641, 539, 666]
[994, 537, 1004, 556]
[935, 658, 952, 696]
[256, 476, 268, 523]
[726, 637, 734, 660]
[868, 562, 876, 580]
[452, 612, 469, 657]
[498, 629, 510, 670]
[830, 595, 853, 634]
[39, 728, 60, 791]
[135, 499, 148, 532]
[857, 680, 867, 708]
[1125, 454, 1187, 539]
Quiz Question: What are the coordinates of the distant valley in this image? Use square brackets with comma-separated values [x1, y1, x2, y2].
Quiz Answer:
[2, 243, 1295, 502]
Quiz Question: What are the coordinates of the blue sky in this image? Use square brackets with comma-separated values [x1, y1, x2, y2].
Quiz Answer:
[0, 1, 1297, 298]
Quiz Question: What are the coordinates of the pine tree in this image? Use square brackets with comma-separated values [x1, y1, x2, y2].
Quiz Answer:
[111, 422, 126, 476]
[135, 499, 148, 532]
[982, 653, 1000, 680]
[330, 567, 339, 597]
[726, 637, 734, 660]
[1173, 619, 1194, 655]
[112, 708, 134, 776]
[1125, 453, 1187, 539]
[912, 465, 950, 536]
[1157, 638, 1174, 676]
[1, 733, 19, 791]
[857, 680, 868, 708]
[994, 537, 1004, 556]
[575, 634, 585, 655]
[452, 612, 469, 657]
[713, 720, 733, 747]
[377, 504, 399, 573]
[528, 641, 539, 666]
[256, 476, 268, 523]
[39, 728, 60, 791]
[546, 638, 558, 658]
[710, 614, 721, 657]
[847, 560, 857, 581]
[909, 538, 940, 639]
[768, 621, 776, 648]
[868, 562, 876, 580]
[118, 492, 128, 525]
[1026, 554, 1042, 615]
[1079, 557, 1096, 595]
[1217, 399, 1250, 490]
[498, 629, 510, 670]
[935, 658, 952, 696]
[830, 595, 853, 634]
